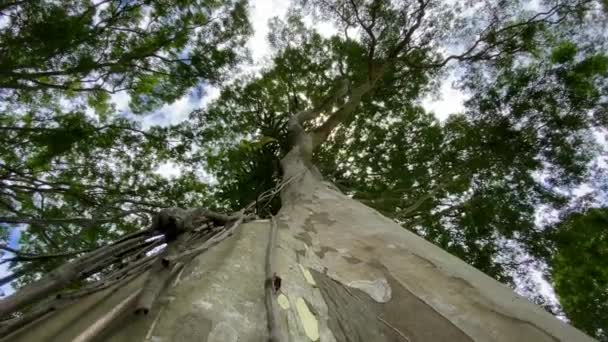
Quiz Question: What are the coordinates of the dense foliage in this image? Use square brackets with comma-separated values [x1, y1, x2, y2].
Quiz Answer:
[545, 208, 608, 340]
[0, 0, 606, 339]
[0, 0, 249, 287]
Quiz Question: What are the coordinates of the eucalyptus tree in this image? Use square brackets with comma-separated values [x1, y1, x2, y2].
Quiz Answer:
[0, 0, 606, 341]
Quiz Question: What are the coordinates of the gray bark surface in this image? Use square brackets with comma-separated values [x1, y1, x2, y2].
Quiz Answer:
[1, 145, 595, 341]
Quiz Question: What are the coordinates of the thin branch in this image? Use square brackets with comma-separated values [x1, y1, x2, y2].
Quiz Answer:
[0, 267, 30, 287]
[0, 210, 141, 226]
[311, 77, 378, 146]
[419, 2, 571, 68]
[309, 0, 429, 147]
[0, 245, 19, 255]
[0, 247, 92, 264]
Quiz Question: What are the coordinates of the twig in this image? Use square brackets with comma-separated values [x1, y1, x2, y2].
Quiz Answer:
[61, 257, 154, 300]
[0, 246, 92, 264]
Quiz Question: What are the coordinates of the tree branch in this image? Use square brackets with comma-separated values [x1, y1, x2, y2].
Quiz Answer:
[0, 210, 141, 226]
[0, 234, 150, 317]
[0, 247, 92, 264]
[309, 0, 429, 147]
[415, 2, 571, 68]
[291, 78, 351, 128]
[311, 76, 377, 147]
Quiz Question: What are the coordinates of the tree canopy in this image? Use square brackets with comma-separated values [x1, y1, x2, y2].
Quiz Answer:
[544, 208, 608, 341]
[0, 0, 607, 340]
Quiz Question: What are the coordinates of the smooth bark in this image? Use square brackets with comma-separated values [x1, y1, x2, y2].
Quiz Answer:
[0, 136, 596, 342]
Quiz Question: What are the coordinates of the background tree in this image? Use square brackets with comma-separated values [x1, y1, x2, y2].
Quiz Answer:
[533, 208, 608, 340]
[0, 0, 249, 295]
[0, 0, 250, 112]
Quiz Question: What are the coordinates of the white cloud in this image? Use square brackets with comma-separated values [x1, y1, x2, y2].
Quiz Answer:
[154, 161, 182, 179]
[142, 93, 197, 128]
[247, 0, 291, 61]
[198, 86, 221, 109]
[105, 0, 294, 128]
[302, 15, 339, 38]
[111, 0, 546, 125]
[110, 91, 131, 113]
[0, 261, 13, 297]
[0, 14, 11, 29]
[422, 74, 467, 121]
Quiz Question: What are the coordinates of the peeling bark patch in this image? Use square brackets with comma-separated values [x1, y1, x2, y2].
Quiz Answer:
[447, 276, 475, 292]
[278, 220, 290, 230]
[295, 249, 306, 261]
[171, 312, 212, 342]
[277, 294, 290, 309]
[309, 212, 336, 226]
[315, 246, 337, 259]
[298, 264, 317, 286]
[367, 258, 385, 271]
[444, 276, 559, 341]
[343, 255, 362, 264]
[294, 232, 312, 246]
[302, 217, 318, 233]
[207, 321, 238, 342]
[347, 278, 391, 303]
[311, 270, 472, 342]
[295, 297, 319, 341]
[411, 253, 438, 269]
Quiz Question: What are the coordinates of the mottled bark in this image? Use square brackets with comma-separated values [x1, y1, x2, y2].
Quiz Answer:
[1, 131, 596, 342]
[271, 137, 594, 341]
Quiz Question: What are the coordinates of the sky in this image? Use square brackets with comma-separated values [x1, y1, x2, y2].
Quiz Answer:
[109, 0, 467, 130]
[0, 228, 23, 296]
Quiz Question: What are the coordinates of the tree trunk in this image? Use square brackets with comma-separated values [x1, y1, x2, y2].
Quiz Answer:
[1, 141, 595, 341]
